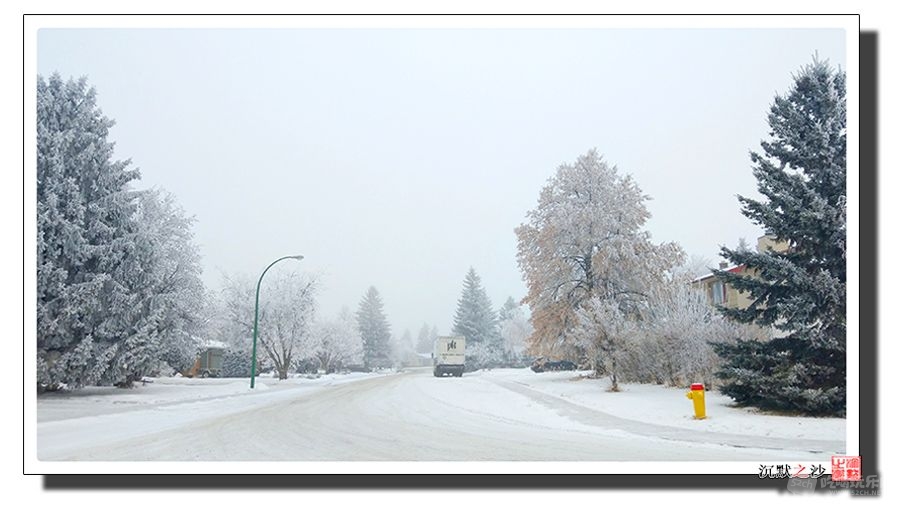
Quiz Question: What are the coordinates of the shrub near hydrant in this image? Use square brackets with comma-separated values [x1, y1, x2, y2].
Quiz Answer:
[221, 348, 255, 378]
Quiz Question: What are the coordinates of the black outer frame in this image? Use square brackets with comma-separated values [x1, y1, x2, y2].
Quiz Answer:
[24, 14, 875, 491]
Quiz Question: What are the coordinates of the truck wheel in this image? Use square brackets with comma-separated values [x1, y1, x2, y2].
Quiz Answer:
[201, 370, 210, 378]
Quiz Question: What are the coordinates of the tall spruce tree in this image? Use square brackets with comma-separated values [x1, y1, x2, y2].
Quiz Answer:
[452, 268, 502, 368]
[498, 296, 519, 324]
[37, 74, 142, 390]
[712, 58, 846, 416]
[37, 75, 205, 390]
[356, 287, 392, 370]
[415, 323, 433, 354]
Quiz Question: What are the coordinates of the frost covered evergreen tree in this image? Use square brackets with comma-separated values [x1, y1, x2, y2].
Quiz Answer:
[451, 268, 502, 369]
[103, 189, 205, 385]
[415, 323, 434, 354]
[37, 74, 142, 390]
[712, 58, 846, 416]
[356, 287, 392, 370]
[498, 296, 518, 325]
[37, 75, 206, 390]
[515, 149, 683, 371]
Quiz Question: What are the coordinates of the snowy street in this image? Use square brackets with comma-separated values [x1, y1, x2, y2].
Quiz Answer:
[37, 368, 844, 461]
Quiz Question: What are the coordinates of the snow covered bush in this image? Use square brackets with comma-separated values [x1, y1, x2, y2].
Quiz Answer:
[221, 347, 253, 378]
[571, 272, 763, 391]
[465, 341, 506, 371]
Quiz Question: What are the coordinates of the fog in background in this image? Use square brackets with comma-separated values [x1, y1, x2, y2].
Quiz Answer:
[37, 28, 846, 336]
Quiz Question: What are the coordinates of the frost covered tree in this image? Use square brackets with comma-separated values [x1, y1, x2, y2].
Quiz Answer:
[451, 268, 502, 369]
[205, 287, 248, 348]
[36, 74, 142, 390]
[415, 323, 434, 354]
[219, 273, 261, 365]
[101, 189, 206, 385]
[675, 254, 714, 280]
[356, 287, 392, 370]
[498, 296, 518, 322]
[571, 297, 633, 390]
[222, 271, 318, 380]
[257, 272, 318, 380]
[498, 298, 532, 367]
[392, 328, 416, 367]
[515, 149, 683, 371]
[712, 58, 846, 416]
[37, 74, 205, 390]
[312, 307, 363, 373]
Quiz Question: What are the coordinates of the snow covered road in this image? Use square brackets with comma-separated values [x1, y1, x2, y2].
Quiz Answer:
[37, 368, 843, 461]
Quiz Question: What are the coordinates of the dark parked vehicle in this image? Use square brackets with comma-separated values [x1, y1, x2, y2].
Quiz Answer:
[530, 357, 577, 373]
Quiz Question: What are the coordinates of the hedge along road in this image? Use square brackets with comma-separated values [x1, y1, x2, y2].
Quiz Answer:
[38, 368, 839, 461]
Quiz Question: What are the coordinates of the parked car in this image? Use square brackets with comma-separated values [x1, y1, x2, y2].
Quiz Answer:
[530, 357, 577, 373]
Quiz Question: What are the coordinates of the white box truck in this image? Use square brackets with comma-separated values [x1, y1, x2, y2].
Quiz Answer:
[433, 336, 465, 377]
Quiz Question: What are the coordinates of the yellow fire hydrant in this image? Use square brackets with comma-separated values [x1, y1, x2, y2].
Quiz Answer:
[685, 383, 706, 419]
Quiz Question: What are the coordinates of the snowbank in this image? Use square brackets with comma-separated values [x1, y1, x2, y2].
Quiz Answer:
[484, 368, 844, 442]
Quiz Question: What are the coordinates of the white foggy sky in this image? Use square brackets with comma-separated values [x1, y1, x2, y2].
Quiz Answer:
[36, 27, 845, 337]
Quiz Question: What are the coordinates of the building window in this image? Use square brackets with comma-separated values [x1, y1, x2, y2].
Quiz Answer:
[712, 281, 726, 304]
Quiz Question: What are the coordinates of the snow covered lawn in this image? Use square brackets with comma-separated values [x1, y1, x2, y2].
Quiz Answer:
[483, 368, 844, 442]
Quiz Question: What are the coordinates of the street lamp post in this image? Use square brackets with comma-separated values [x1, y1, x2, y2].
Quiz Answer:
[250, 254, 304, 389]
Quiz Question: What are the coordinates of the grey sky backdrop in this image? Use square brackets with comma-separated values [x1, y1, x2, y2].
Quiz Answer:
[37, 28, 846, 337]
